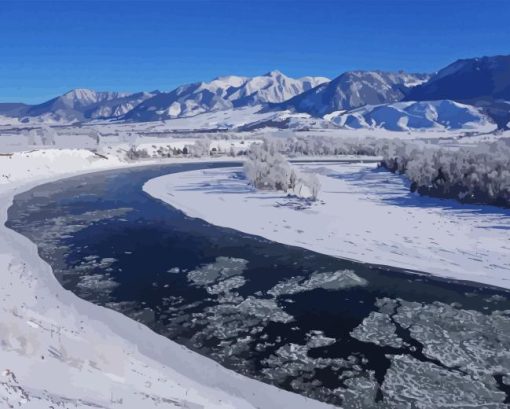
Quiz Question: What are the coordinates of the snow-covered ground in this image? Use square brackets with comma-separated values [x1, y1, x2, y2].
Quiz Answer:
[3, 113, 508, 155]
[129, 105, 279, 130]
[145, 162, 510, 290]
[0, 149, 332, 409]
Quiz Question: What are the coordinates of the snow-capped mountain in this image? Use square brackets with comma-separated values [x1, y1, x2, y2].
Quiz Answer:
[325, 100, 491, 131]
[228, 70, 328, 106]
[273, 71, 430, 117]
[22, 89, 159, 123]
[406, 55, 510, 103]
[124, 71, 329, 122]
[2, 53, 509, 131]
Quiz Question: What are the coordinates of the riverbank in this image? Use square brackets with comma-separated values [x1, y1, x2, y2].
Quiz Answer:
[144, 162, 510, 291]
[0, 149, 331, 409]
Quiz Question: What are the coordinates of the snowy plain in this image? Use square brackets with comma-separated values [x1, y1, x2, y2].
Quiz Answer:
[0, 149, 333, 409]
[145, 162, 510, 291]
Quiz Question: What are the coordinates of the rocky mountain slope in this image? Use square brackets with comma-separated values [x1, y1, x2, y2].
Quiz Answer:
[273, 71, 430, 116]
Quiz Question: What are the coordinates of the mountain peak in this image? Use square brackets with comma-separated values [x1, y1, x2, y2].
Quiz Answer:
[63, 88, 97, 98]
[265, 70, 284, 77]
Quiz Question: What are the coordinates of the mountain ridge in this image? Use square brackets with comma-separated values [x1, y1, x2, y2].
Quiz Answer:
[272, 70, 430, 116]
[124, 71, 329, 122]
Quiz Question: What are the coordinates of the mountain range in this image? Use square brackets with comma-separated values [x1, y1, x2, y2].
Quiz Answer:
[1, 54, 509, 131]
[124, 71, 328, 122]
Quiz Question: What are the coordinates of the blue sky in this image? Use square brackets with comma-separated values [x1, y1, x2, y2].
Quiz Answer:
[1, 0, 509, 103]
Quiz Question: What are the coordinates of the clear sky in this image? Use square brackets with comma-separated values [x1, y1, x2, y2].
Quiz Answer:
[1, 0, 509, 103]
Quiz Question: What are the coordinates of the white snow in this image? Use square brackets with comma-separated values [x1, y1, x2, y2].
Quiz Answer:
[0, 149, 125, 185]
[148, 106, 279, 130]
[144, 162, 510, 290]
[325, 100, 493, 132]
[0, 149, 333, 409]
[226, 70, 329, 104]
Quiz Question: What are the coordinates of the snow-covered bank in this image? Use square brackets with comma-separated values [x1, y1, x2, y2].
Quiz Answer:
[0, 149, 125, 185]
[144, 163, 510, 290]
[0, 150, 331, 408]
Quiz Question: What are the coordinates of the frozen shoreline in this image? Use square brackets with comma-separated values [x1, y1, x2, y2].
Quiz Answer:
[0, 150, 332, 408]
[144, 162, 510, 291]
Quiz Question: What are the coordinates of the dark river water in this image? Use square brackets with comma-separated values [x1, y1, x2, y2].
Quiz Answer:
[6, 162, 510, 408]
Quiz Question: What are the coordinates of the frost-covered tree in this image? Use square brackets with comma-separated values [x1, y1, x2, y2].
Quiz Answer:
[244, 140, 321, 200]
[125, 145, 150, 160]
[380, 138, 510, 206]
[270, 134, 381, 157]
[255, 134, 510, 207]
[299, 173, 321, 200]
[37, 125, 57, 146]
[185, 138, 211, 157]
[244, 141, 292, 191]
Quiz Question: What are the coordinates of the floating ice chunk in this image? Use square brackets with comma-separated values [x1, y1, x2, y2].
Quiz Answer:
[237, 297, 293, 323]
[76, 273, 118, 291]
[382, 354, 507, 407]
[187, 257, 248, 286]
[350, 311, 404, 348]
[268, 269, 367, 297]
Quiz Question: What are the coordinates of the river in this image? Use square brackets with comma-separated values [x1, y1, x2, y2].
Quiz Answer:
[6, 162, 510, 408]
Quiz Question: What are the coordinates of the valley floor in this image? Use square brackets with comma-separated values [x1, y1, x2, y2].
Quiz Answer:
[145, 161, 510, 291]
